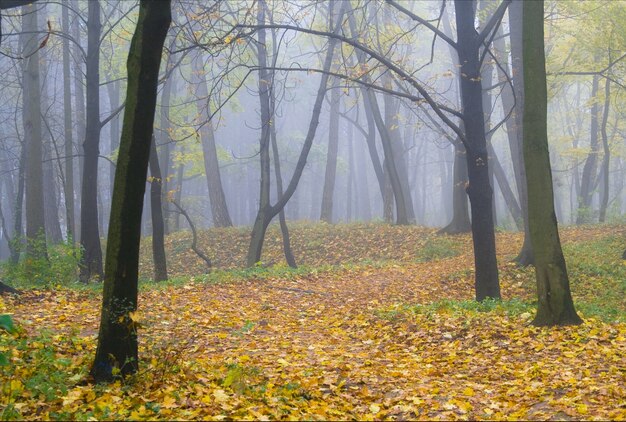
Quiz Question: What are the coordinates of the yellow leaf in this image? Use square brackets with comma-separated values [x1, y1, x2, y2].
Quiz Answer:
[213, 389, 229, 402]
[577, 404, 588, 414]
[369, 403, 381, 414]
[162, 395, 177, 409]
[463, 387, 475, 397]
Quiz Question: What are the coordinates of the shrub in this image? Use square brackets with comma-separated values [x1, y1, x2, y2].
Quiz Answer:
[1, 237, 81, 288]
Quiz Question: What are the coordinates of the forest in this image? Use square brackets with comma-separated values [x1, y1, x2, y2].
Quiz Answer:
[0, 0, 625, 420]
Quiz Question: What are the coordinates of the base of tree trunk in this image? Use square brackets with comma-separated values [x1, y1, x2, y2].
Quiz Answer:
[0, 281, 20, 295]
[438, 218, 471, 235]
[532, 309, 582, 327]
[513, 238, 534, 266]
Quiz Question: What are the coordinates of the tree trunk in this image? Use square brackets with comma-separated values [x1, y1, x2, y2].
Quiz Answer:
[320, 77, 340, 223]
[91, 0, 171, 383]
[22, 3, 47, 260]
[72, 0, 85, 239]
[577, 75, 601, 224]
[43, 140, 63, 244]
[80, 0, 103, 282]
[270, 112, 297, 268]
[11, 147, 25, 264]
[61, 2, 75, 243]
[149, 138, 167, 282]
[384, 90, 416, 223]
[455, 0, 500, 301]
[191, 52, 233, 228]
[439, 142, 472, 234]
[598, 80, 611, 223]
[522, 0, 581, 326]
[366, 90, 408, 224]
[489, 145, 523, 227]
[246, 0, 343, 266]
[496, 2, 533, 264]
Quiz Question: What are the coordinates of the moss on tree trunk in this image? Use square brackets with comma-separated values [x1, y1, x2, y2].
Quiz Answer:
[90, 0, 171, 383]
[522, 0, 581, 327]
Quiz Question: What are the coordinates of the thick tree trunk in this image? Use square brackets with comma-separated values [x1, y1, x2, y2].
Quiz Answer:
[149, 139, 167, 282]
[90, 0, 171, 383]
[455, 0, 500, 300]
[522, 0, 581, 326]
[22, 3, 47, 260]
[79, 0, 103, 282]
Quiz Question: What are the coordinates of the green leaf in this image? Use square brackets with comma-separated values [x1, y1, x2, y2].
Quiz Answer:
[0, 352, 8, 366]
[0, 314, 16, 334]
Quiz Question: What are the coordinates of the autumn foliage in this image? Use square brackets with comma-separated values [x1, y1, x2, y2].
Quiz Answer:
[1, 223, 625, 420]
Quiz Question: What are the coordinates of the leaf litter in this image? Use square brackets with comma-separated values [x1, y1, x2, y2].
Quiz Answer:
[1, 223, 625, 420]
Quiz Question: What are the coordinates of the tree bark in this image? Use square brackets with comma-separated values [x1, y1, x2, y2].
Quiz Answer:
[91, 0, 171, 383]
[577, 75, 601, 224]
[79, 0, 103, 282]
[149, 138, 167, 282]
[455, 0, 500, 301]
[522, 0, 581, 326]
[61, 1, 75, 243]
[496, 2, 533, 264]
[320, 77, 340, 223]
[439, 142, 472, 234]
[191, 52, 233, 228]
[22, 3, 47, 260]
[71, 0, 85, 239]
[598, 80, 611, 223]
[246, 0, 343, 266]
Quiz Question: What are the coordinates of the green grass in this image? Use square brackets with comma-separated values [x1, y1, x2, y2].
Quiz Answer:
[564, 235, 626, 322]
[415, 236, 462, 262]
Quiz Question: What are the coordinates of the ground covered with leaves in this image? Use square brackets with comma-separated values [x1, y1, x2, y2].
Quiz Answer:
[2, 223, 625, 420]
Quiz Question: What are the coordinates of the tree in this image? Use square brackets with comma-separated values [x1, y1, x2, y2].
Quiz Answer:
[79, 0, 104, 282]
[191, 51, 233, 228]
[61, 0, 75, 243]
[149, 138, 167, 282]
[22, 2, 47, 260]
[245, 0, 344, 267]
[522, 0, 581, 327]
[91, 0, 171, 383]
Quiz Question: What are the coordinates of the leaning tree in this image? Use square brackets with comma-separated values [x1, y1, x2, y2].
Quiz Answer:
[91, 0, 171, 383]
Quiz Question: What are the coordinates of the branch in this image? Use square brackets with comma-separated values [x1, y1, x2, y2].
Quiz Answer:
[237, 22, 465, 143]
[0, 0, 37, 9]
[476, 0, 511, 46]
[253, 65, 463, 119]
[386, 0, 457, 49]
[100, 101, 126, 128]
[167, 200, 212, 270]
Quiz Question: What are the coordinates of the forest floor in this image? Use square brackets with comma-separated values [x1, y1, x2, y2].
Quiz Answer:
[1, 223, 625, 420]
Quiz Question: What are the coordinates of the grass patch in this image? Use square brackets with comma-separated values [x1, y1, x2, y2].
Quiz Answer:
[564, 235, 626, 322]
[415, 236, 461, 262]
